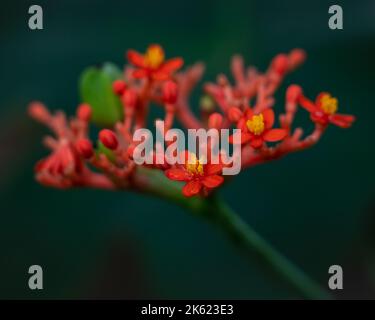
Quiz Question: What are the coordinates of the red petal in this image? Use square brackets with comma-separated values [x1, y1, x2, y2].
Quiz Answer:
[311, 112, 328, 125]
[127, 50, 145, 68]
[160, 57, 184, 73]
[165, 168, 190, 181]
[202, 175, 224, 188]
[182, 180, 202, 197]
[244, 107, 254, 119]
[250, 138, 263, 149]
[262, 108, 275, 129]
[132, 69, 148, 79]
[204, 164, 223, 175]
[298, 95, 319, 113]
[263, 129, 287, 142]
[229, 132, 251, 144]
[152, 70, 170, 81]
[329, 114, 355, 128]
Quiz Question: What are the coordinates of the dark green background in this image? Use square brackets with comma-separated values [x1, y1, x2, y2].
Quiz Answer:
[0, 0, 374, 298]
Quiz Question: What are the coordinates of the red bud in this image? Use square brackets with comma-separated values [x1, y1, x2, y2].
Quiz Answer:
[122, 89, 137, 109]
[76, 138, 94, 159]
[163, 80, 178, 104]
[208, 113, 223, 129]
[286, 85, 303, 103]
[28, 101, 50, 122]
[76, 103, 92, 121]
[113, 80, 127, 95]
[289, 49, 306, 67]
[227, 107, 243, 122]
[271, 54, 289, 76]
[99, 129, 118, 150]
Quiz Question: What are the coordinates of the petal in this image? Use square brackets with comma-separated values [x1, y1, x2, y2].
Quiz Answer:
[229, 132, 251, 144]
[237, 118, 247, 130]
[182, 180, 202, 197]
[250, 138, 263, 149]
[329, 114, 355, 128]
[298, 95, 319, 113]
[263, 128, 287, 142]
[165, 168, 190, 181]
[311, 112, 328, 125]
[262, 108, 275, 129]
[132, 69, 148, 79]
[204, 163, 223, 175]
[244, 107, 254, 119]
[160, 57, 184, 73]
[127, 50, 145, 68]
[152, 70, 170, 81]
[202, 175, 224, 188]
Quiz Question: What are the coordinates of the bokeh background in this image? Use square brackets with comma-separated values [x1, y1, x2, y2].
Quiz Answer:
[0, 0, 374, 299]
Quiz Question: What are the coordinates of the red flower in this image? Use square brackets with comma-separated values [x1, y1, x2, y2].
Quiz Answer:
[299, 92, 355, 128]
[165, 152, 224, 197]
[231, 108, 287, 148]
[127, 44, 184, 81]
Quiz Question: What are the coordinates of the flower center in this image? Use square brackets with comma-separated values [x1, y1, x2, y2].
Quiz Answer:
[320, 94, 338, 115]
[246, 114, 265, 135]
[185, 154, 204, 175]
[144, 45, 165, 69]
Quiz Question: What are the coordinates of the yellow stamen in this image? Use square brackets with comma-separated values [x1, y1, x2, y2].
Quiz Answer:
[246, 114, 265, 135]
[320, 93, 338, 115]
[185, 153, 204, 175]
[144, 44, 165, 69]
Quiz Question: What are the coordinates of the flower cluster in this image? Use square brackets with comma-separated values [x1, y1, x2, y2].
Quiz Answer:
[29, 44, 355, 197]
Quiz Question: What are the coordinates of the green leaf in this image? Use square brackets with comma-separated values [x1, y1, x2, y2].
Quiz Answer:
[79, 62, 123, 127]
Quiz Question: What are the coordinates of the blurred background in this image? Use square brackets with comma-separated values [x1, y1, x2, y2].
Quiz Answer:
[0, 0, 374, 299]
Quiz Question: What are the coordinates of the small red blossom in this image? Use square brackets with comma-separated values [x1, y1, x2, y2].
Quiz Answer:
[76, 138, 94, 159]
[76, 103, 92, 122]
[113, 80, 127, 95]
[99, 129, 118, 150]
[165, 152, 224, 197]
[299, 92, 355, 128]
[231, 108, 287, 148]
[127, 44, 184, 81]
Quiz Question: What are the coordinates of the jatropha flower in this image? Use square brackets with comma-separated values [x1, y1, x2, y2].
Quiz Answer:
[230, 108, 287, 148]
[298, 92, 355, 128]
[127, 44, 184, 80]
[165, 152, 224, 197]
[30, 44, 355, 198]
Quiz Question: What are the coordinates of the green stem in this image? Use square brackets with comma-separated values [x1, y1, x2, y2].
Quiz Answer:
[137, 168, 331, 299]
[198, 196, 330, 299]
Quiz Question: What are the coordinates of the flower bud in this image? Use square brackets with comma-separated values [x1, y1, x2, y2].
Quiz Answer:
[99, 129, 118, 150]
[163, 80, 178, 104]
[122, 88, 137, 109]
[76, 138, 94, 159]
[113, 80, 127, 95]
[271, 54, 288, 76]
[289, 48, 306, 67]
[286, 85, 303, 103]
[28, 101, 50, 122]
[76, 103, 92, 121]
[227, 107, 242, 122]
[208, 113, 223, 129]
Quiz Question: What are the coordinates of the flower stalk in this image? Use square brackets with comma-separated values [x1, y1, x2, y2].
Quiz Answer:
[138, 167, 330, 299]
